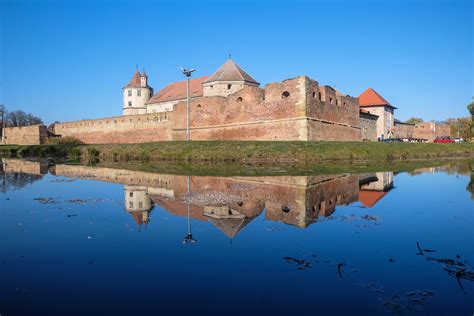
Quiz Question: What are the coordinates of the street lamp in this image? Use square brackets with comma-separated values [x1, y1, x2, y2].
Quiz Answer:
[181, 67, 196, 142]
[182, 176, 197, 244]
[0, 108, 5, 144]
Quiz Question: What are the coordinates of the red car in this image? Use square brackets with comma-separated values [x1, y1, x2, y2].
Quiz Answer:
[434, 137, 455, 143]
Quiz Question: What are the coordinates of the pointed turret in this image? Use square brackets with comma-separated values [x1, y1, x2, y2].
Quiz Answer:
[122, 67, 153, 115]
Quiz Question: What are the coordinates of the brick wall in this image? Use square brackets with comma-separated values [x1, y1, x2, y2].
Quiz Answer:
[414, 122, 450, 141]
[393, 122, 415, 139]
[54, 112, 173, 144]
[2, 125, 48, 145]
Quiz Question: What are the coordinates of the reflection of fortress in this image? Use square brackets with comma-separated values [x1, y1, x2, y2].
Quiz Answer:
[2, 159, 394, 237]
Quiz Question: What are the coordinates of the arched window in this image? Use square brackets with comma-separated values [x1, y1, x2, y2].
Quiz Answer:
[197, 104, 202, 108]
[329, 97, 333, 104]
[312, 92, 316, 98]
[227, 84, 232, 90]
[236, 97, 243, 103]
[282, 91, 290, 99]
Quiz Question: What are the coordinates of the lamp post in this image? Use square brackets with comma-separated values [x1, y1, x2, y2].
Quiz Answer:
[183, 175, 196, 244]
[181, 67, 196, 142]
[0, 108, 5, 144]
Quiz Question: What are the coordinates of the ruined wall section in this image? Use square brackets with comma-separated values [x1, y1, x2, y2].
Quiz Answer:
[2, 125, 48, 145]
[172, 77, 309, 141]
[54, 112, 173, 144]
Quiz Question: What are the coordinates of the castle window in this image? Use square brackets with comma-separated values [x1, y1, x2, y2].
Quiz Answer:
[336, 99, 339, 106]
[128, 90, 132, 96]
[137, 89, 141, 97]
[282, 91, 290, 99]
[227, 84, 232, 90]
[210, 85, 214, 88]
[329, 97, 333, 104]
[129, 192, 133, 197]
[129, 201, 133, 208]
[319, 92, 322, 100]
[197, 104, 202, 108]
[128, 101, 132, 107]
[139, 202, 143, 208]
[312, 92, 316, 98]
[236, 97, 243, 103]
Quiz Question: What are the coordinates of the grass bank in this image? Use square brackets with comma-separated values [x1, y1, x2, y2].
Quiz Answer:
[1, 141, 474, 163]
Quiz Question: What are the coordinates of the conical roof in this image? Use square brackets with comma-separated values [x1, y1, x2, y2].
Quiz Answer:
[204, 59, 259, 85]
[208, 217, 255, 239]
[141, 69, 148, 77]
[358, 88, 395, 108]
[124, 69, 142, 88]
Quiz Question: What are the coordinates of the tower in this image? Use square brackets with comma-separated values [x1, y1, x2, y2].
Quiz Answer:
[202, 58, 259, 97]
[122, 68, 153, 116]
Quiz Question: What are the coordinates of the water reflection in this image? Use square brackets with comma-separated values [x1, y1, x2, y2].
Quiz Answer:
[1, 158, 473, 315]
[1, 158, 398, 237]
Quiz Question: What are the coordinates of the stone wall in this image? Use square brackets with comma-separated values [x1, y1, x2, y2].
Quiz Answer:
[360, 113, 378, 141]
[53, 112, 173, 144]
[414, 122, 451, 141]
[2, 125, 48, 145]
[393, 121, 415, 139]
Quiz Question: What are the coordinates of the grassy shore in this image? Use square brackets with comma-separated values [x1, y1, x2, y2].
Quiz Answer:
[1, 141, 474, 163]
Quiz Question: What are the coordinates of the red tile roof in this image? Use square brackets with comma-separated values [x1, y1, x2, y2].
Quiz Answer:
[358, 88, 394, 107]
[147, 76, 209, 104]
[358, 190, 387, 208]
[123, 69, 142, 88]
[204, 59, 259, 84]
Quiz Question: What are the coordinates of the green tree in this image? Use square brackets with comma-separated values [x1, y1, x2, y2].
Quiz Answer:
[405, 117, 424, 125]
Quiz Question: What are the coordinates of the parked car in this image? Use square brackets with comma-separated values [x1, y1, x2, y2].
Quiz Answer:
[434, 136, 455, 143]
[380, 138, 403, 143]
[454, 137, 464, 143]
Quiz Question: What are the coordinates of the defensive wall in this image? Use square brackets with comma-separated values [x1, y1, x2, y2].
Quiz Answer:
[393, 121, 415, 139]
[51, 76, 361, 144]
[413, 122, 450, 141]
[1, 125, 48, 145]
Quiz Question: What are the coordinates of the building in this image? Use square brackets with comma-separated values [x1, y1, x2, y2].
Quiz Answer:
[122, 69, 153, 116]
[358, 88, 397, 140]
[3, 58, 407, 145]
[51, 58, 363, 143]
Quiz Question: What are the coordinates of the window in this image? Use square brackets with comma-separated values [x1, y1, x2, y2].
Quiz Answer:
[129, 201, 133, 208]
[128, 101, 132, 107]
[129, 192, 133, 197]
[128, 90, 132, 96]
[197, 104, 202, 108]
[236, 97, 243, 103]
[318, 92, 322, 100]
[329, 97, 333, 104]
[137, 89, 141, 97]
[282, 91, 290, 99]
[336, 99, 339, 106]
[139, 202, 143, 208]
[227, 84, 232, 90]
[312, 92, 316, 98]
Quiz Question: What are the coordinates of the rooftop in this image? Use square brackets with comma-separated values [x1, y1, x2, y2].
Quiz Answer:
[358, 88, 396, 108]
[203, 59, 259, 85]
[146, 76, 209, 104]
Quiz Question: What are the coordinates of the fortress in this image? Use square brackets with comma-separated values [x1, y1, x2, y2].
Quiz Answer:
[2, 58, 449, 145]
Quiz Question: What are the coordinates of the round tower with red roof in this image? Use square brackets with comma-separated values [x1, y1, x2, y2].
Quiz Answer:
[122, 68, 153, 115]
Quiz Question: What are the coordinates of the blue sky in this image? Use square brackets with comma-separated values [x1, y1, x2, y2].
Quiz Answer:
[0, 0, 472, 124]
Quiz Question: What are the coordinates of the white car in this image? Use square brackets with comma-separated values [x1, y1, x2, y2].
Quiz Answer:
[454, 137, 464, 143]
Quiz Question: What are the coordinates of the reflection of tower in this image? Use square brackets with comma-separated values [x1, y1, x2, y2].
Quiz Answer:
[124, 185, 153, 229]
[359, 172, 394, 208]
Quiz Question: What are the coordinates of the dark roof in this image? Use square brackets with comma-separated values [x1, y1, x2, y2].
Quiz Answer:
[204, 59, 259, 85]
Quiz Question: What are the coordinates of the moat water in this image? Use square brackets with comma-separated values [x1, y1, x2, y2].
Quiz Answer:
[0, 159, 473, 315]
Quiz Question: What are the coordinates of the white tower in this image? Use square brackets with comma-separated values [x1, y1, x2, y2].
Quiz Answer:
[122, 68, 153, 116]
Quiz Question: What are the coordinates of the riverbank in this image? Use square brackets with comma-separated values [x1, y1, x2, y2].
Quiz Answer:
[1, 141, 474, 163]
